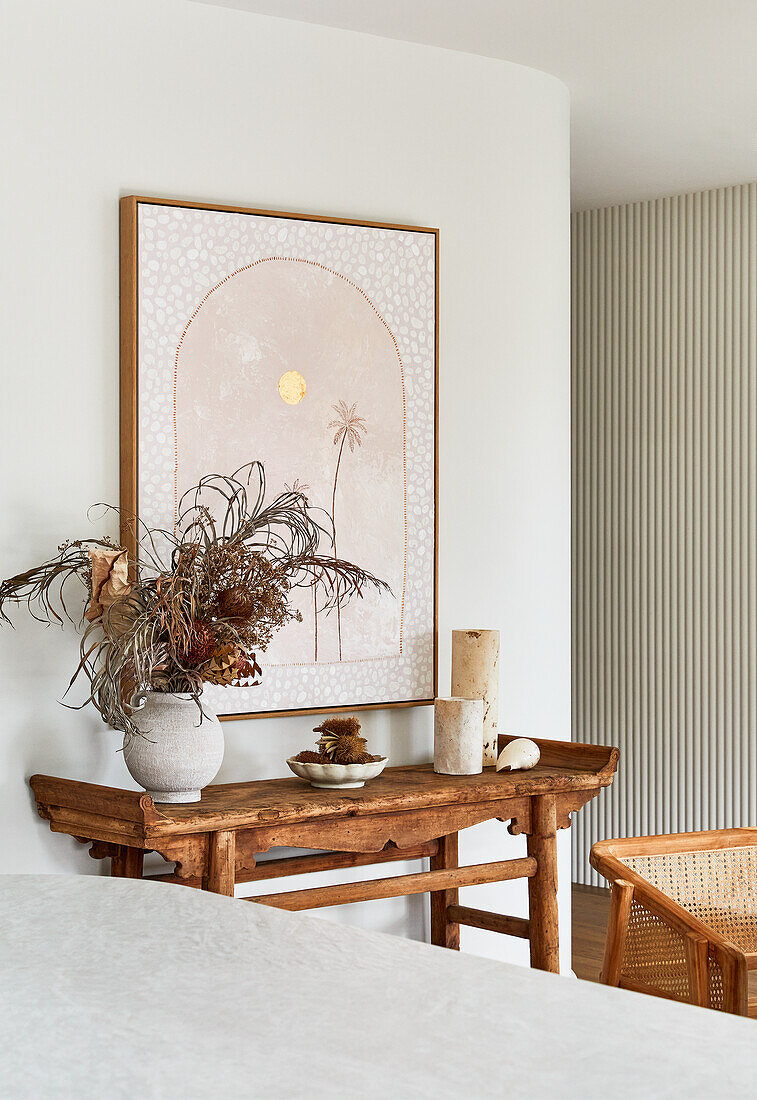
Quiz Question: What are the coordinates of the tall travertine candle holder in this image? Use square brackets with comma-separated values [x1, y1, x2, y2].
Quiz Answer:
[451, 629, 500, 766]
[434, 697, 484, 775]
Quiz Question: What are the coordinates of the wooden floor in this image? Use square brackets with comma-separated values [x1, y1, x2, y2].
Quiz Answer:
[572, 882, 610, 982]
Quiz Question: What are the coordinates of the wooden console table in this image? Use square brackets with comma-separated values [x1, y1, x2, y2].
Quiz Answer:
[30, 734, 618, 974]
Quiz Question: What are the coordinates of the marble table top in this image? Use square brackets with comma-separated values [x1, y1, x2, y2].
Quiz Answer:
[1, 875, 755, 1098]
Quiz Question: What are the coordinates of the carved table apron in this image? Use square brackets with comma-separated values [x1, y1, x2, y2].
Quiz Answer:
[30, 734, 618, 974]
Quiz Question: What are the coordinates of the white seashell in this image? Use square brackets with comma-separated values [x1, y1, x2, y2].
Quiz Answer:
[496, 738, 540, 772]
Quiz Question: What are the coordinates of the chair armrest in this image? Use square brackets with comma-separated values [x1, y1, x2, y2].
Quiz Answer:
[603, 877, 746, 1012]
[592, 845, 748, 1014]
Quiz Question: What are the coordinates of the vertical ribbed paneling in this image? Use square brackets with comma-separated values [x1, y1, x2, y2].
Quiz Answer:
[572, 183, 757, 885]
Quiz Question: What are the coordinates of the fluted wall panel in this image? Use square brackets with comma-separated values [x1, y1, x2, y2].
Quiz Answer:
[572, 183, 757, 885]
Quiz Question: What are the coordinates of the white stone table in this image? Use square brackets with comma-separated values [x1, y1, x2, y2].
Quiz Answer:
[1, 875, 755, 1098]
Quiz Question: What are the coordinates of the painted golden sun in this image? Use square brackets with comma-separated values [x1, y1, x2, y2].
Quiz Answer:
[278, 370, 307, 405]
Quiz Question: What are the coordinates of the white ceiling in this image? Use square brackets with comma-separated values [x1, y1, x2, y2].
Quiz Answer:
[193, 0, 757, 210]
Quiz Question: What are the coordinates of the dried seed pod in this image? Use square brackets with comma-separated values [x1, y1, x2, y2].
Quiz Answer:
[313, 716, 362, 739]
[314, 716, 370, 763]
[315, 725, 369, 765]
[333, 747, 372, 765]
[216, 585, 257, 622]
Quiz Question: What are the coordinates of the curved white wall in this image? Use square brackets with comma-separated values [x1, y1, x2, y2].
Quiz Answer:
[0, 0, 570, 966]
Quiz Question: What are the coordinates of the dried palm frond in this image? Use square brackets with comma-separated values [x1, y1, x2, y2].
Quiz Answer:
[287, 554, 389, 612]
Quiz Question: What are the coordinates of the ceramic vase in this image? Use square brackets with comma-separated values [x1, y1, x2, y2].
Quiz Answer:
[122, 692, 224, 804]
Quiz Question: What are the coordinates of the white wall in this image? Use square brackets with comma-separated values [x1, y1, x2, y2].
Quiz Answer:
[0, 0, 571, 966]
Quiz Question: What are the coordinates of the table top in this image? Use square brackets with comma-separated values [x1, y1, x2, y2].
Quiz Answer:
[31, 735, 619, 840]
[1, 874, 754, 1099]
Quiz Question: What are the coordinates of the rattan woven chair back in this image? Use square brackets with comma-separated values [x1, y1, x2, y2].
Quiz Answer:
[591, 830, 757, 1016]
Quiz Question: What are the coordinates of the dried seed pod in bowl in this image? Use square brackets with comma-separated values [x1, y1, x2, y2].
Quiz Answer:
[292, 750, 323, 764]
[313, 716, 371, 764]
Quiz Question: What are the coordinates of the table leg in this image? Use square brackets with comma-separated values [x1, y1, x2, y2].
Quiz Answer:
[526, 794, 559, 972]
[206, 830, 236, 896]
[430, 832, 460, 949]
[111, 845, 144, 879]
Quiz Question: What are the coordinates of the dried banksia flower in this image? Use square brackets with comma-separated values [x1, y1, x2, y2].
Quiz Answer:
[203, 545, 300, 653]
[314, 716, 369, 764]
[216, 585, 256, 622]
[178, 620, 216, 666]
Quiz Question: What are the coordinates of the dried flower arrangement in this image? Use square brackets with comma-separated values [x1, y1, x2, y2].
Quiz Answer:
[0, 463, 389, 738]
[293, 716, 383, 765]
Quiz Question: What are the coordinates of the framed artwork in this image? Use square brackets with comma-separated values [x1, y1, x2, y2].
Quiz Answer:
[120, 195, 438, 720]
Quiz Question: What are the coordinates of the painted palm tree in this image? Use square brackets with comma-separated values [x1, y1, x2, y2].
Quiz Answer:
[328, 401, 368, 660]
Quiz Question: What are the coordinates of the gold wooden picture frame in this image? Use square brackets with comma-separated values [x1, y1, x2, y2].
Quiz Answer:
[120, 195, 438, 721]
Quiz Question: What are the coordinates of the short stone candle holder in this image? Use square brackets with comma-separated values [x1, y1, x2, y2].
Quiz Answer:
[433, 697, 484, 775]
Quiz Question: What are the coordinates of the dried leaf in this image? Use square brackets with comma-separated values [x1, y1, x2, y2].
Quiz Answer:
[85, 548, 130, 621]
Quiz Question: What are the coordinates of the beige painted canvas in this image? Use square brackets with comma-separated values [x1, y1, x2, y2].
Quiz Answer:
[134, 201, 436, 717]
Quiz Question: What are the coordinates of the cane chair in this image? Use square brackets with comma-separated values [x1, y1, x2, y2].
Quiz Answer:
[591, 830, 757, 1016]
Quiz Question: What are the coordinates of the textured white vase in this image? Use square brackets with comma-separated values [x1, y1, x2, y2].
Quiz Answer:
[434, 697, 484, 775]
[122, 692, 224, 804]
[451, 629, 500, 767]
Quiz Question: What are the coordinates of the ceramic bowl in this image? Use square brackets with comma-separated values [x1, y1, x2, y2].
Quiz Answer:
[286, 756, 388, 789]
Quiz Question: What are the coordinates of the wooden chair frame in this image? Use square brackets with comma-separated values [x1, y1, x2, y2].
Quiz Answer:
[591, 830, 757, 1017]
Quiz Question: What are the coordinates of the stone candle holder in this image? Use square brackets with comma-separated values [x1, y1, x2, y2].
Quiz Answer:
[434, 697, 484, 775]
[451, 629, 500, 766]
